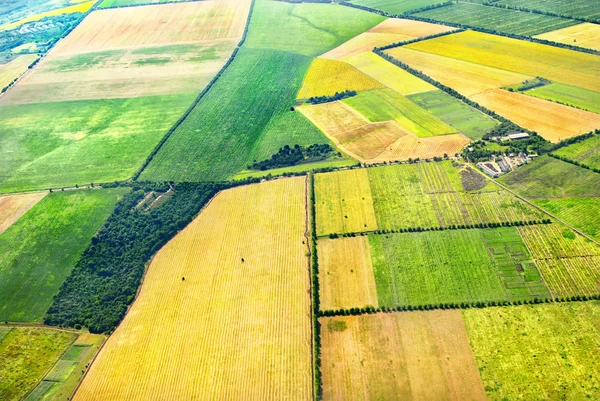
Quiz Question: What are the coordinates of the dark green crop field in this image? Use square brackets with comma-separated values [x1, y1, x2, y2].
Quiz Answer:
[497, 0, 600, 20]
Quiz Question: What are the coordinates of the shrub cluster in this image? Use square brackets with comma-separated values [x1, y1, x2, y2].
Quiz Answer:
[308, 90, 357, 105]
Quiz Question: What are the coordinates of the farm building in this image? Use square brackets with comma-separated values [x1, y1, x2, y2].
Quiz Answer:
[507, 132, 530, 140]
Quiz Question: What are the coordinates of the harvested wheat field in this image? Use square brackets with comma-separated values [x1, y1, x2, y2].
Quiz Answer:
[52, 0, 251, 54]
[315, 169, 378, 236]
[343, 52, 435, 95]
[300, 101, 370, 136]
[535, 23, 600, 52]
[297, 58, 384, 99]
[472, 89, 600, 142]
[0, 192, 47, 235]
[0, 55, 38, 90]
[386, 47, 532, 97]
[73, 178, 312, 401]
[407, 30, 600, 92]
[320, 311, 487, 401]
[321, 18, 455, 60]
[375, 132, 470, 162]
[318, 236, 378, 311]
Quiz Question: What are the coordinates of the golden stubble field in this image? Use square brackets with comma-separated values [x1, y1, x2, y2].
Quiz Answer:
[318, 236, 378, 310]
[0, 54, 38, 90]
[73, 178, 313, 401]
[0, 192, 47, 235]
[1, 0, 251, 104]
[535, 23, 600, 52]
[320, 311, 487, 401]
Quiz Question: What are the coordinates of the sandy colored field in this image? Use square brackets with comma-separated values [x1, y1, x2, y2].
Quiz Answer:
[343, 52, 435, 95]
[297, 58, 384, 99]
[318, 237, 378, 310]
[315, 169, 377, 236]
[386, 47, 532, 97]
[0, 55, 38, 90]
[52, 0, 252, 55]
[322, 18, 455, 60]
[0, 192, 47, 235]
[321, 311, 487, 401]
[0, 1, 94, 31]
[535, 23, 600, 52]
[472, 89, 600, 142]
[407, 30, 600, 92]
[73, 178, 312, 401]
[301, 102, 469, 162]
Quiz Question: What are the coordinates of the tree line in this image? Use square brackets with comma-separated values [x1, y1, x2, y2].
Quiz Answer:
[307, 90, 357, 105]
[309, 174, 323, 400]
[248, 144, 336, 171]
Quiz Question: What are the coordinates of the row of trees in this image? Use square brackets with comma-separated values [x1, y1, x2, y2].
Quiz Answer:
[307, 90, 357, 105]
[309, 174, 323, 400]
[247, 144, 335, 171]
[320, 294, 600, 317]
[327, 219, 552, 239]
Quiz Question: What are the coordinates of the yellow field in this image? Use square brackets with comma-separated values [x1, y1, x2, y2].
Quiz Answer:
[535, 23, 600, 52]
[52, 0, 252, 54]
[0, 1, 94, 31]
[407, 30, 600, 92]
[315, 169, 377, 236]
[339, 122, 412, 160]
[0, 55, 38, 90]
[386, 47, 532, 97]
[343, 52, 436, 96]
[0, 192, 47, 235]
[73, 178, 312, 400]
[321, 18, 455, 60]
[320, 311, 487, 401]
[300, 101, 369, 136]
[471, 89, 600, 142]
[297, 58, 384, 99]
[318, 237, 378, 310]
[375, 132, 470, 162]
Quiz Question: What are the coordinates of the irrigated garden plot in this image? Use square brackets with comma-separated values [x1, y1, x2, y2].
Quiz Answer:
[0, 327, 76, 401]
[320, 311, 487, 401]
[73, 178, 313, 400]
[464, 302, 600, 401]
[0, 189, 125, 322]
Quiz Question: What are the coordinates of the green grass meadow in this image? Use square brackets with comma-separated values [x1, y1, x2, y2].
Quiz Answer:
[554, 134, 600, 169]
[0, 189, 126, 322]
[414, 3, 578, 36]
[349, 0, 442, 14]
[525, 82, 600, 114]
[0, 328, 76, 401]
[140, 0, 384, 182]
[0, 95, 194, 193]
[368, 227, 548, 307]
[464, 302, 600, 401]
[408, 90, 499, 140]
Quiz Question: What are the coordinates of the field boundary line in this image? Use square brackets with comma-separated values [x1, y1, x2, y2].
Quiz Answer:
[132, 0, 256, 181]
[303, 176, 316, 401]
[97, 0, 205, 11]
[467, 163, 600, 246]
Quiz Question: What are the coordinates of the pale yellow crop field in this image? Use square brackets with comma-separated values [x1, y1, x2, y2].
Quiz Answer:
[73, 178, 312, 401]
[298, 58, 384, 99]
[0, 1, 95, 31]
[339, 122, 411, 161]
[472, 89, 600, 142]
[0, 55, 38, 90]
[535, 23, 600, 52]
[407, 30, 600, 92]
[315, 169, 378, 236]
[343, 52, 435, 96]
[321, 311, 487, 401]
[318, 237, 378, 310]
[386, 47, 532, 97]
[52, 0, 251, 54]
[375, 132, 470, 162]
[300, 101, 370, 136]
[0, 192, 47, 235]
[321, 18, 455, 60]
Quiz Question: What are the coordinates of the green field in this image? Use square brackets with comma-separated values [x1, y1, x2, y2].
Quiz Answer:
[98, 0, 185, 8]
[533, 198, 600, 241]
[554, 135, 600, 169]
[140, 0, 384, 182]
[0, 95, 194, 193]
[343, 88, 457, 137]
[367, 162, 544, 230]
[414, 3, 578, 36]
[0, 327, 76, 401]
[463, 302, 600, 401]
[499, 155, 600, 198]
[525, 83, 600, 114]
[408, 90, 499, 140]
[368, 227, 549, 307]
[349, 0, 443, 14]
[0, 189, 125, 322]
[497, 0, 600, 20]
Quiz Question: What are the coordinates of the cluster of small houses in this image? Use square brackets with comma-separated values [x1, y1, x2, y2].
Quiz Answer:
[475, 132, 538, 178]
